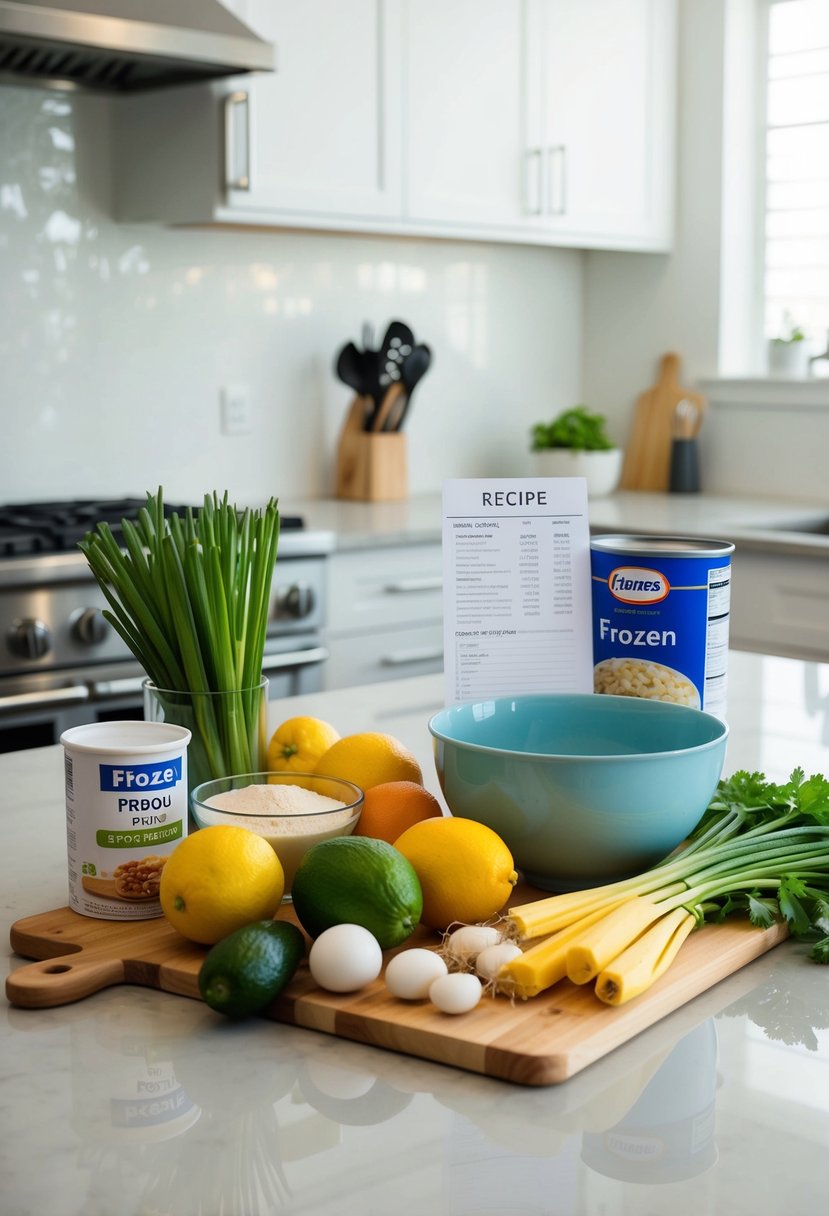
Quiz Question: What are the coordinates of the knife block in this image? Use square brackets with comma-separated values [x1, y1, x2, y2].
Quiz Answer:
[335, 396, 408, 502]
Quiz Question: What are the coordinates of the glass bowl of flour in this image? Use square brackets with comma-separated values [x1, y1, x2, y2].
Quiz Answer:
[191, 772, 364, 898]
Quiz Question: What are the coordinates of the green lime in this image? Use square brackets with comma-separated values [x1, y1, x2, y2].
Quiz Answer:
[291, 837, 423, 949]
[198, 920, 305, 1018]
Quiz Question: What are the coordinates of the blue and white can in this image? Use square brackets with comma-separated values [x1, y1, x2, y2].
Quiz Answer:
[590, 535, 734, 720]
[61, 720, 191, 920]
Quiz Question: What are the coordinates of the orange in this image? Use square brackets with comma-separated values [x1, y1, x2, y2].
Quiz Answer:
[266, 715, 340, 773]
[394, 817, 518, 931]
[354, 780, 443, 844]
[314, 732, 423, 791]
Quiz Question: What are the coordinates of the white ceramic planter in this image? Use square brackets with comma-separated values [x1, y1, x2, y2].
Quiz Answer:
[767, 340, 810, 378]
[532, 448, 623, 498]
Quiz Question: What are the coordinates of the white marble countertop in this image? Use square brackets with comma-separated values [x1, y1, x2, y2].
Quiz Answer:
[279, 488, 826, 559]
[284, 490, 829, 558]
[4, 651, 829, 1215]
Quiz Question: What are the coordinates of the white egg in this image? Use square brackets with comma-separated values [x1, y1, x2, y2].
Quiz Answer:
[385, 949, 448, 1000]
[429, 972, 483, 1015]
[308, 924, 383, 993]
[474, 941, 522, 981]
[443, 924, 503, 967]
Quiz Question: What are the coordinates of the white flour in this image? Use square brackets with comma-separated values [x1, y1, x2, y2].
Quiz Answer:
[204, 782, 350, 835]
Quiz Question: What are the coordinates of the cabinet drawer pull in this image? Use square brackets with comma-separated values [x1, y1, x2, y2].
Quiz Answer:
[525, 147, 543, 215]
[383, 577, 443, 594]
[224, 91, 251, 191]
[380, 646, 443, 667]
[547, 145, 567, 215]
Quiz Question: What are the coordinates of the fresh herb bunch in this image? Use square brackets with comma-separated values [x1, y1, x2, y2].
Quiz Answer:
[497, 768, 829, 1007]
[531, 405, 614, 452]
[78, 489, 280, 782]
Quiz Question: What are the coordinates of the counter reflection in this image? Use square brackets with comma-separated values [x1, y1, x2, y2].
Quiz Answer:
[57, 995, 724, 1215]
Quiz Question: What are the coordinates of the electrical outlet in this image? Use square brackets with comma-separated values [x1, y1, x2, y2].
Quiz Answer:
[220, 385, 252, 435]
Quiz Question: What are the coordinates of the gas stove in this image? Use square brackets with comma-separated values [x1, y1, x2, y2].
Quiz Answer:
[0, 498, 307, 557]
[0, 498, 335, 752]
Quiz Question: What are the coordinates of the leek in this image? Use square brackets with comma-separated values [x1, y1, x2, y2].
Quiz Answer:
[78, 489, 280, 787]
[497, 768, 829, 1006]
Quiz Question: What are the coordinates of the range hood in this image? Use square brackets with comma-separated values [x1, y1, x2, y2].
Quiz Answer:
[0, 0, 275, 93]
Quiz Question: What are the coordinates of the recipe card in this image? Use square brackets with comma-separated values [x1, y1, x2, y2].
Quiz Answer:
[442, 478, 593, 704]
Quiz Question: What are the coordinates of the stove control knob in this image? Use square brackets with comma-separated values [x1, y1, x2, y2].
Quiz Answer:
[71, 608, 109, 646]
[276, 582, 315, 620]
[8, 618, 52, 661]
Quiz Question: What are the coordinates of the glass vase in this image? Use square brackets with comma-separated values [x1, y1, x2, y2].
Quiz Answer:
[143, 677, 269, 796]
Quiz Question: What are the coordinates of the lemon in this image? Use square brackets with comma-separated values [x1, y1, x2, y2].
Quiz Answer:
[314, 732, 422, 791]
[266, 715, 340, 774]
[291, 836, 422, 949]
[198, 920, 305, 1018]
[160, 825, 285, 945]
[394, 817, 518, 930]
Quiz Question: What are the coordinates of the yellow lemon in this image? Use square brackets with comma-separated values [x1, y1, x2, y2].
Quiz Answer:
[266, 715, 340, 773]
[394, 817, 518, 930]
[314, 732, 423, 791]
[160, 825, 285, 945]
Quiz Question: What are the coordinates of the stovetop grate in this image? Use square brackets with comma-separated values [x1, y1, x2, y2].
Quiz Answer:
[0, 500, 304, 557]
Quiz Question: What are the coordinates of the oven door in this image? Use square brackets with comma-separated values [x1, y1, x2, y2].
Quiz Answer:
[0, 639, 329, 754]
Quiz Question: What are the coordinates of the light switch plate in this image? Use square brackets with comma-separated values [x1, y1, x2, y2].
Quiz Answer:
[220, 385, 252, 435]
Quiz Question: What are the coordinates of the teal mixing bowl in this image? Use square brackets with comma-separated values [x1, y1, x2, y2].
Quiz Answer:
[428, 694, 728, 892]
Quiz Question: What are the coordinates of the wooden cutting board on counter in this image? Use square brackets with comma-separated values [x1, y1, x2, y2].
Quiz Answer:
[6, 900, 788, 1087]
[621, 352, 707, 492]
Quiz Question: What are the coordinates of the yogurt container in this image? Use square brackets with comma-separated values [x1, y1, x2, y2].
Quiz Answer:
[591, 535, 734, 720]
[61, 720, 191, 920]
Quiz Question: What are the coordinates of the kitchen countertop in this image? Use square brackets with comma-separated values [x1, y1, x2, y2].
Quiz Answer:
[285, 490, 829, 558]
[4, 650, 829, 1215]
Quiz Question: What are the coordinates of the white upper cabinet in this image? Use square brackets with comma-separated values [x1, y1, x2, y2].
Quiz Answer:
[111, 0, 675, 251]
[113, 0, 402, 227]
[526, 0, 675, 248]
[403, 0, 527, 228]
[224, 0, 402, 220]
[403, 0, 675, 248]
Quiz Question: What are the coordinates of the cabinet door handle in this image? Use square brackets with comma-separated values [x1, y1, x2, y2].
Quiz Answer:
[380, 646, 443, 667]
[547, 145, 567, 215]
[525, 148, 543, 215]
[383, 577, 443, 594]
[224, 90, 251, 191]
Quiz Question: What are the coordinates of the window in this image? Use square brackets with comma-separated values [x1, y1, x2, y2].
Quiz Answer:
[763, 0, 829, 359]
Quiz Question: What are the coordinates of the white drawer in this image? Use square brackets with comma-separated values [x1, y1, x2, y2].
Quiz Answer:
[731, 552, 829, 661]
[323, 622, 444, 690]
[326, 544, 443, 634]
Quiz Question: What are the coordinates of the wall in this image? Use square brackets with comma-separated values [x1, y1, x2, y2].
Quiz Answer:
[0, 85, 583, 507]
[581, 0, 829, 505]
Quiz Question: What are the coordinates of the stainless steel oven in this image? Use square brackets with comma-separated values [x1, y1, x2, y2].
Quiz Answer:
[0, 501, 334, 754]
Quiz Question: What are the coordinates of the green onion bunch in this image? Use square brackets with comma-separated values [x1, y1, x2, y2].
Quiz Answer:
[79, 489, 280, 785]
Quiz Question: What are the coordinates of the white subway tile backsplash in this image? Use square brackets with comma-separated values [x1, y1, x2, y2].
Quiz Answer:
[0, 86, 583, 507]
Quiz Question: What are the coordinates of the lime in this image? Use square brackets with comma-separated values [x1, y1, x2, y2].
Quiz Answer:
[291, 836, 423, 949]
[198, 919, 305, 1018]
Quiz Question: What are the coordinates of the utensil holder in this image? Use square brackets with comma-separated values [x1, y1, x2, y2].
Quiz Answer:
[669, 438, 701, 494]
[335, 397, 408, 501]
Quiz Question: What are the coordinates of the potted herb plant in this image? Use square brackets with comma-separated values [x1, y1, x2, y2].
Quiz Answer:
[767, 314, 809, 378]
[531, 405, 623, 498]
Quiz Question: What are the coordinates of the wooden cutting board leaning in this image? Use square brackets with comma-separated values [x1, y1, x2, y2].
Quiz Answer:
[621, 352, 707, 492]
[7, 896, 787, 1087]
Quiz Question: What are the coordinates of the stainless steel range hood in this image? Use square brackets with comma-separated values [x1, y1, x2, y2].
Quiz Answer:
[0, 0, 275, 93]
